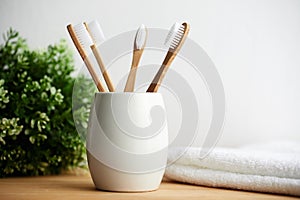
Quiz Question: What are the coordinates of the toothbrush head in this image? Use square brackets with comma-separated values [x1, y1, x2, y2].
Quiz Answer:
[87, 20, 106, 45]
[73, 23, 93, 49]
[134, 24, 148, 50]
[165, 22, 190, 52]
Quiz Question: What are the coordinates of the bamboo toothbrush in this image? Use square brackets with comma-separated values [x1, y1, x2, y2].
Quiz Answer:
[146, 22, 190, 92]
[84, 21, 115, 92]
[67, 23, 106, 92]
[124, 24, 148, 92]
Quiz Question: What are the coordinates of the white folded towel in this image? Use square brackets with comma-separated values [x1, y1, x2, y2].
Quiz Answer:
[164, 141, 300, 196]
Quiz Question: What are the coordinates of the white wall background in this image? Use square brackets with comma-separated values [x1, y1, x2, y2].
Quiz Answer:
[1, 0, 300, 147]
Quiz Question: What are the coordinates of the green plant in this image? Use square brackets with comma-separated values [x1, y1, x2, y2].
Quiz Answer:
[0, 28, 95, 177]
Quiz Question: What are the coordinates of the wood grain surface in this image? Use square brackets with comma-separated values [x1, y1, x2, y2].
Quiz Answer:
[0, 175, 298, 200]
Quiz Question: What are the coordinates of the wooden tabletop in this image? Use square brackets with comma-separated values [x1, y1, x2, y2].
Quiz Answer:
[0, 175, 298, 200]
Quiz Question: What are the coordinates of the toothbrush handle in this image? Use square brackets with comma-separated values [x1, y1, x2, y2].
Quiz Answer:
[124, 49, 144, 92]
[91, 45, 115, 92]
[84, 59, 106, 92]
[103, 71, 115, 92]
[147, 51, 176, 92]
[124, 68, 138, 92]
[67, 25, 106, 92]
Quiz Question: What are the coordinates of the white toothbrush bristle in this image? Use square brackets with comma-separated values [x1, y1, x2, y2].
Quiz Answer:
[88, 20, 105, 45]
[73, 23, 93, 49]
[135, 24, 147, 50]
[165, 22, 185, 50]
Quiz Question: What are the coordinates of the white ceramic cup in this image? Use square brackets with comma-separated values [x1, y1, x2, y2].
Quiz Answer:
[87, 92, 168, 192]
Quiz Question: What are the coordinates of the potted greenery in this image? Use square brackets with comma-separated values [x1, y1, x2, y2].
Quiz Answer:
[0, 29, 94, 177]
